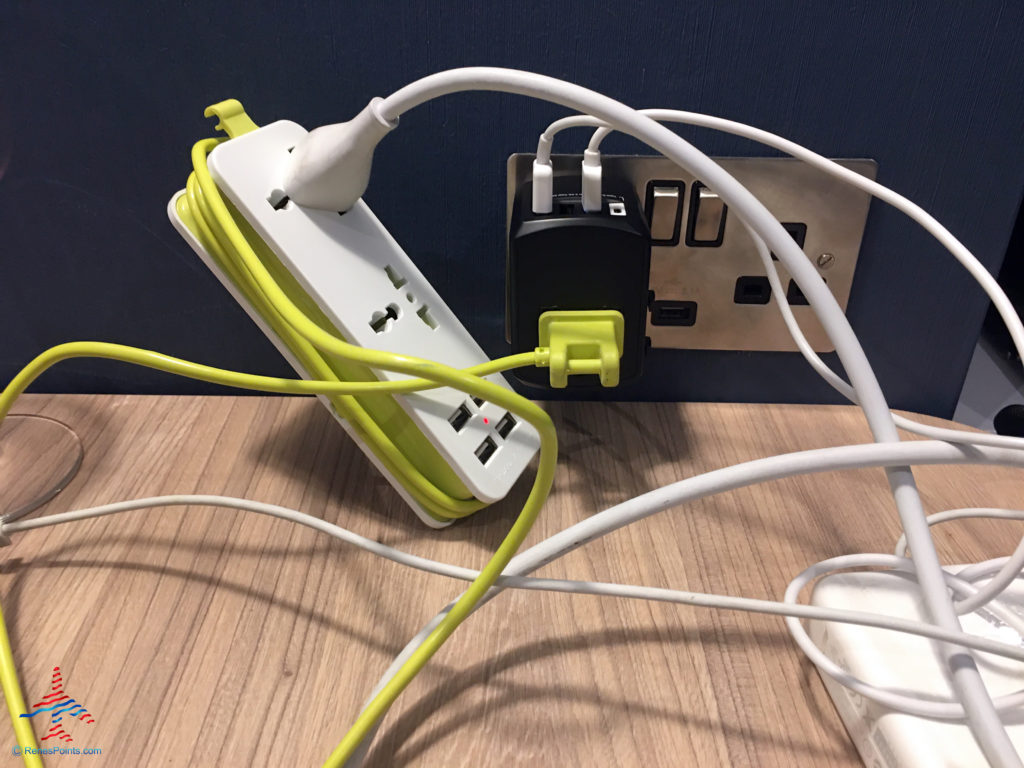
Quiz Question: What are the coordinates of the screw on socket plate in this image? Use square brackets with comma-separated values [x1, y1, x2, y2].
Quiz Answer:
[816, 253, 836, 269]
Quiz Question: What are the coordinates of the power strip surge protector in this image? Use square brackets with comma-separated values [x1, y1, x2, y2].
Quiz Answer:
[168, 119, 540, 527]
[809, 569, 1024, 767]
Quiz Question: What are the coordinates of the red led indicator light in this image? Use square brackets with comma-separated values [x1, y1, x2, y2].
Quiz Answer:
[482, 417, 489, 424]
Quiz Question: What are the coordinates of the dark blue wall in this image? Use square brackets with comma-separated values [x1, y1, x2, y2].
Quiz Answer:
[2, 2, 1022, 416]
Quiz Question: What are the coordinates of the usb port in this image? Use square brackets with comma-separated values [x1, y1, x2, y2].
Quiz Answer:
[495, 412, 517, 439]
[474, 436, 497, 464]
[448, 403, 472, 432]
[651, 300, 697, 326]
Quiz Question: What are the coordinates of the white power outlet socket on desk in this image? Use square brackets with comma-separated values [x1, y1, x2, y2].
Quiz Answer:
[810, 569, 1024, 767]
[169, 120, 540, 527]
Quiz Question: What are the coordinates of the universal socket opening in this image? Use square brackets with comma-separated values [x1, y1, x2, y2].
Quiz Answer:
[472, 397, 484, 407]
[268, 189, 291, 211]
[448, 403, 472, 432]
[384, 264, 408, 289]
[474, 436, 497, 464]
[417, 304, 439, 330]
[495, 412, 517, 439]
[369, 303, 401, 333]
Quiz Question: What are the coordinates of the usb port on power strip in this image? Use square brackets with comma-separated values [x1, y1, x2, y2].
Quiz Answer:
[474, 436, 497, 464]
[495, 412, 517, 439]
[448, 403, 472, 432]
[170, 118, 541, 526]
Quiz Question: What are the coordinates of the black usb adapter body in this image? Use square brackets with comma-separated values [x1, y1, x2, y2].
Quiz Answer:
[507, 172, 651, 389]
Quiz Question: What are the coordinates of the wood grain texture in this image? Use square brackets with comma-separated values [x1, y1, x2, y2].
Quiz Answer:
[1, 394, 1021, 767]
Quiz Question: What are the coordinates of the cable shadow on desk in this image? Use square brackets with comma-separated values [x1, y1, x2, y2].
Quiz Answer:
[0, 545, 851, 767]
[247, 398, 695, 549]
[244, 398, 912, 576]
[365, 624, 854, 768]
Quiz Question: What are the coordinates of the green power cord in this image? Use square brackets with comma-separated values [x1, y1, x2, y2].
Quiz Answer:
[0, 99, 623, 768]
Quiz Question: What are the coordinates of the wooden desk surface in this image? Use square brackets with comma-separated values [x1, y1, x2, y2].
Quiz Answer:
[1, 394, 1019, 767]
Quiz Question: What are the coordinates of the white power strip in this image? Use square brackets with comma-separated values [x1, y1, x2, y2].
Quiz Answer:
[167, 120, 540, 527]
[809, 569, 1024, 767]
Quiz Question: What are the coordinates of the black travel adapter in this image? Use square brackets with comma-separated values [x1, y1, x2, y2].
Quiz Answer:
[507, 171, 651, 389]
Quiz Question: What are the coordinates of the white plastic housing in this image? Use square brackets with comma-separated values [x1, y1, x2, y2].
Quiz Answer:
[282, 97, 396, 212]
[809, 569, 1024, 767]
[581, 149, 603, 213]
[168, 195, 447, 527]
[167, 120, 540, 526]
[531, 159, 553, 214]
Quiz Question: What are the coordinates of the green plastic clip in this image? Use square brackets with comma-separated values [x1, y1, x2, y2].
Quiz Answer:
[535, 310, 625, 388]
[204, 99, 259, 139]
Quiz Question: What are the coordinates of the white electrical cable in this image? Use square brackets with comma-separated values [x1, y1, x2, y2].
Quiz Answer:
[5, 492, 1024, 663]
[783, 553, 1024, 718]
[10, 435, 1024, 764]
[362, 442, 1024, 763]
[583, 109, 1024, 373]
[750, 226, 1024, 449]
[7, 441, 1024, 702]
[753, 228, 1024, 621]
[955, 557, 1024, 606]
[893, 508, 1024, 615]
[895, 509, 1024, 558]
[749, 218, 1024, 620]
[943, 565, 1024, 639]
[2, 495, 479, 581]
[680, 201, 1024, 629]
[540, 103, 1024, 622]
[370, 68, 1017, 766]
[535, 108, 1024, 452]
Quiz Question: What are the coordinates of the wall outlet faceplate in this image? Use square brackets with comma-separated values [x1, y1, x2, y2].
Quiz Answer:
[169, 120, 540, 526]
[507, 154, 877, 353]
